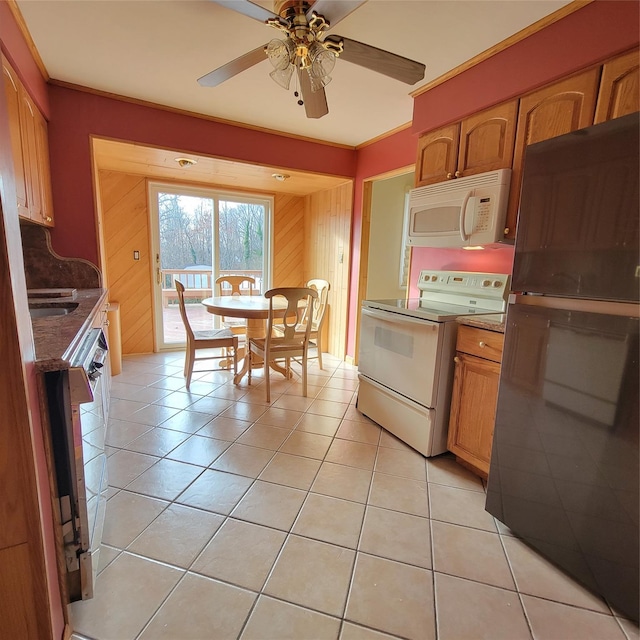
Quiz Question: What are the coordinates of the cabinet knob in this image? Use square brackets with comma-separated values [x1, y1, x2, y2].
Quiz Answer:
[446, 172, 453, 179]
[45, 216, 52, 222]
[454, 170, 461, 178]
[479, 341, 486, 348]
[454, 356, 460, 363]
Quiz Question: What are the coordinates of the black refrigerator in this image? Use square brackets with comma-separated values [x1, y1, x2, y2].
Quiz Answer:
[485, 113, 639, 622]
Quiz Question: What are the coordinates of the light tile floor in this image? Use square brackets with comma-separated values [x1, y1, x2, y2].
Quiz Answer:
[70, 350, 639, 640]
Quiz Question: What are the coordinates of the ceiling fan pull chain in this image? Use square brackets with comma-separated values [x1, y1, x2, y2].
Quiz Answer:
[293, 70, 303, 107]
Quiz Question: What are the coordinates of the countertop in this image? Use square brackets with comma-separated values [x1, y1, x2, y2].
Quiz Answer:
[30, 288, 108, 372]
[457, 313, 506, 333]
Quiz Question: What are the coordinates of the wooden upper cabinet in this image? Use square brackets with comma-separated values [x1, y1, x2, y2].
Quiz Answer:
[458, 100, 518, 177]
[32, 106, 54, 227]
[595, 48, 640, 123]
[1, 56, 54, 227]
[2, 61, 30, 218]
[503, 67, 600, 239]
[415, 123, 459, 186]
[19, 93, 43, 221]
[415, 101, 517, 187]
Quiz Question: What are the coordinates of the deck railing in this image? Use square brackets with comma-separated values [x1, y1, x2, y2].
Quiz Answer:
[162, 269, 263, 306]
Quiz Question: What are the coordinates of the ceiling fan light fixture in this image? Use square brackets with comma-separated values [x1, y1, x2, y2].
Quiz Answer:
[308, 69, 331, 92]
[307, 42, 335, 92]
[269, 64, 294, 90]
[266, 38, 294, 71]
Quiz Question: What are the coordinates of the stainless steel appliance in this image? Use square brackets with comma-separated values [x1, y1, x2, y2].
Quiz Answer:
[45, 326, 110, 600]
[486, 113, 639, 622]
[358, 270, 510, 456]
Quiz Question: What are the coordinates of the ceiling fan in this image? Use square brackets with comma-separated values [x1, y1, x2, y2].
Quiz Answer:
[197, 0, 426, 119]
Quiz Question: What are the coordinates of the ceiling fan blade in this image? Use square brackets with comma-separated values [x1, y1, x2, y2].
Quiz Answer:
[198, 45, 267, 87]
[297, 68, 329, 119]
[326, 35, 425, 85]
[209, 0, 278, 23]
[306, 0, 366, 28]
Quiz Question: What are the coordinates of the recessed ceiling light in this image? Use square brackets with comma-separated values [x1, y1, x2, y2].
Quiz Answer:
[175, 157, 197, 168]
[272, 173, 290, 182]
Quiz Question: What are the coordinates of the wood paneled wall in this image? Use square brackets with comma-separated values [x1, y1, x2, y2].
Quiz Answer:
[304, 182, 353, 358]
[99, 170, 353, 357]
[99, 171, 316, 355]
[99, 170, 154, 355]
[273, 193, 305, 288]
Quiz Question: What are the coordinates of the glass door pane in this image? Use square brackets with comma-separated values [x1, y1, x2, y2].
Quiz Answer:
[158, 191, 216, 347]
[218, 199, 265, 293]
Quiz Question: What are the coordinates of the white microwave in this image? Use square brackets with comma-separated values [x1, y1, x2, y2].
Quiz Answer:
[406, 168, 511, 247]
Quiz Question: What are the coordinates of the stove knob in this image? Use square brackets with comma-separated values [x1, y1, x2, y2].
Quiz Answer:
[482, 279, 491, 287]
[493, 280, 503, 288]
[431, 275, 437, 282]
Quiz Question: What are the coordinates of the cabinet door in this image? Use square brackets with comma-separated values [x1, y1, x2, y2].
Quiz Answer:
[503, 68, 600, 239]
[447, 352, 501, 477]
[458, 101, 518, 178]
[595, 48, 640, 123]
[19, 91, 43, 223]
[415, 123, 459, 187]
[33, 109, 54, 227]
[2, 61, 30, 218]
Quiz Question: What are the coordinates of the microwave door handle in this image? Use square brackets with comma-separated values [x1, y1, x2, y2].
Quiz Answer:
[459, 190, 472, 242]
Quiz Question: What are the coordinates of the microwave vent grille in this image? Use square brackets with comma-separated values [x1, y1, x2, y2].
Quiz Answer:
[411, 168, 511, 199]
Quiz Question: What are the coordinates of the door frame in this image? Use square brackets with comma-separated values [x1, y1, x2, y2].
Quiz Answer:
[148, 181, 274, 350]
[353, 165, 414, 366]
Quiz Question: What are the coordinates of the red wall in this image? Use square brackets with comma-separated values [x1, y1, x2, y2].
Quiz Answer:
[47, 85, 357, 264]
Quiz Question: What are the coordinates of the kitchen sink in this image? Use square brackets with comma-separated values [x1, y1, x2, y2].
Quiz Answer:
[29, 303, 78, 318]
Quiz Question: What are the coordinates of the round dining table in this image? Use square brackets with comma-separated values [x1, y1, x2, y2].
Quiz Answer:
[201, 295, 291, 384]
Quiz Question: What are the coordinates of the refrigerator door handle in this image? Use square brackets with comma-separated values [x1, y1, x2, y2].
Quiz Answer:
[511, 294, 640, 318]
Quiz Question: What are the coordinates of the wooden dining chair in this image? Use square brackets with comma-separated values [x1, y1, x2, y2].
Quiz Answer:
[273, 278, 330, 368]
[247, 286, 318, 403]
[175, 280, 238, 389]
[215, 275, 256, 340]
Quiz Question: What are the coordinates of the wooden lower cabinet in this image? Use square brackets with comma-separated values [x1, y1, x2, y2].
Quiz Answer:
[447, 325, 504, 478]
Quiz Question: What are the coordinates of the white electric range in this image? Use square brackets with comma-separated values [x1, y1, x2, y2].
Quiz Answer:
[357, 270, 510, 457]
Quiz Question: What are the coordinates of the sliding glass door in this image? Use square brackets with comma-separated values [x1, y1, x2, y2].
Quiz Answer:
[149, 182, 272, 349]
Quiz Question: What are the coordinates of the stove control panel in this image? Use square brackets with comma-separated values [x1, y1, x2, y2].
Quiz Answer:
[417, 270, 511, 311]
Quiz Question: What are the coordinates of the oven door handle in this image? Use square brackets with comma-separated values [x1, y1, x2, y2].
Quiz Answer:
[362, 307, 438, 328]
[67, 367, 94, 405]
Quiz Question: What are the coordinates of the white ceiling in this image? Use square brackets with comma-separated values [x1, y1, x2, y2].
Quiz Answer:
[17, 0, 572, 147]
